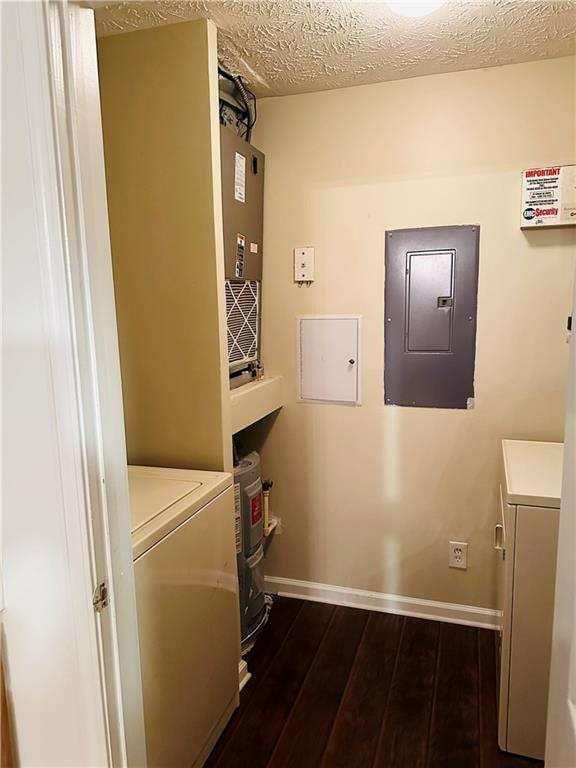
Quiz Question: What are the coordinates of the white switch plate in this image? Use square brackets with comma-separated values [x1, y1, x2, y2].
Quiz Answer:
[449, 540, 468, 570]
[294, 247, 315, 282]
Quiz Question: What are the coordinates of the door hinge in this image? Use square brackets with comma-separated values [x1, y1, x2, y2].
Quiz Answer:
[92, 581, 109, 613]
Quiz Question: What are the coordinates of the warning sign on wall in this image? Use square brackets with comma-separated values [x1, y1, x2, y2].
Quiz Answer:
[521, 165, 576, 228]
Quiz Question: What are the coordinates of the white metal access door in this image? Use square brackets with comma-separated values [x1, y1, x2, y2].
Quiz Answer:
[298, 316, 362, 405]
[546, 273, 576, 766]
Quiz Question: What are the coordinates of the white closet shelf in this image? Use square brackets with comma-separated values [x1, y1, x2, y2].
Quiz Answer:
[230, 376, 284, 434]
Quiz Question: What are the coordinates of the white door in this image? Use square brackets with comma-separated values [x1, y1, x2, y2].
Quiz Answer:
[3, 2, 147, 765]
[546, 275, 576, 766]
[2, 3, 109, 763]
[59, 6, 147, 764]
[298, 316, 362, 404]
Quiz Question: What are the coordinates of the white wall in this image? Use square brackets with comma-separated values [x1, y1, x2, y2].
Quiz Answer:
[2, 4, 108, 764]
[255, 57, 576, 610]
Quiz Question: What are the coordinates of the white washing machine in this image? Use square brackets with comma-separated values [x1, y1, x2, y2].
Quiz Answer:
[497, 440, 562, 759]
[128, 466, 240, 768]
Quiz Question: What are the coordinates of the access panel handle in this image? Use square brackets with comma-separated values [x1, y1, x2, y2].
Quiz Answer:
[494, 523, 504, 551]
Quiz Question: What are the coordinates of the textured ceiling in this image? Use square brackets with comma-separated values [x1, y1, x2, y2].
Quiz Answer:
[94, 1, 576, 97]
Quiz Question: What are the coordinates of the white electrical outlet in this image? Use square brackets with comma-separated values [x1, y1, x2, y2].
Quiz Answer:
[294, 247, 315, 282]
[449, 541, 468, 570]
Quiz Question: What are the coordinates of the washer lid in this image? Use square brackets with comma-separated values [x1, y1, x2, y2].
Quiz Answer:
[502, 439, 563, 508]
[128, 466, 233, 559]
[128, 473, 203, 532]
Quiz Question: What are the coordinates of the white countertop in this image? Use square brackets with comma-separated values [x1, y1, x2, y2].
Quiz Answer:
[502, 439, 563, 508]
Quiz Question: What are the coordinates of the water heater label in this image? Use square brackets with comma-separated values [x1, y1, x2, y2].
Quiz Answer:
[521, 165, 576, 228]
[250, 494, 263, 526]
[234, 151, 246, 203]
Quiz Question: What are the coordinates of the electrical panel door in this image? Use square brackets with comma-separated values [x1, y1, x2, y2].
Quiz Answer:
[407, 250, 454, 352]
[384, 225, 479, 409]
[220, 125, 264, 281]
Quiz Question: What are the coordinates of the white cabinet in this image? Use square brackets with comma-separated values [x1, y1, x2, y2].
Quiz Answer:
[297, 316, 361, 404]
[497, 440, 562, 760]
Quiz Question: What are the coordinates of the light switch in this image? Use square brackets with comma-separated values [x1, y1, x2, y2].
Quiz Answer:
[294, 247, 315, 282]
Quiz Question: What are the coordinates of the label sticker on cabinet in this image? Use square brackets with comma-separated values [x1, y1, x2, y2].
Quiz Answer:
[234, 152, 246, 203]
[235, 234, 245, 278]
[234, 483, 242, 554]
[250, 242, 258, 254]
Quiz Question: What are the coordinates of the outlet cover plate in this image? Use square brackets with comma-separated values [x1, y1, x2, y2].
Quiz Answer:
[449, 540, 468, 570]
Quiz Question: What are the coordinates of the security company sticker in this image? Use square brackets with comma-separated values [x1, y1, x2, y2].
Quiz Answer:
[234, 483, 242, 554]
[521, 165, 576, 228]
[234, 151, 246, 203]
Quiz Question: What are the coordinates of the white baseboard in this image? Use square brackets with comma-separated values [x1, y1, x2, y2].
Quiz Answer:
[238, 659, 251, 692]
[265, 575, 501, 631]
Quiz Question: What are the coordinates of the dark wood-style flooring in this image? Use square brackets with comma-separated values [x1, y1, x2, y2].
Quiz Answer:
[206, 597, 543, 768]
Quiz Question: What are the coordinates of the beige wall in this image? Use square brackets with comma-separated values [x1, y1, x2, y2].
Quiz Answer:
[254, 57, 576, 609]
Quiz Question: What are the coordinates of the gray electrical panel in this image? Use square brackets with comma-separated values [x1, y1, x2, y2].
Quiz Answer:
[220, 125, 264, 281]
[384, 225, 479, 409]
